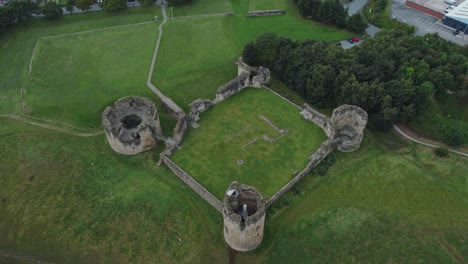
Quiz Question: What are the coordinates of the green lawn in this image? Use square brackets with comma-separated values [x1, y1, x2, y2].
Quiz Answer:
[0, 7, 162, 115]
[0, 118, 225, 263]
[171, 88, 327, 199]
[153, 0, 348, 110]
[170, 0, 232, 17]
[248, 0, 288, 11]
[25, 22, 158, 128]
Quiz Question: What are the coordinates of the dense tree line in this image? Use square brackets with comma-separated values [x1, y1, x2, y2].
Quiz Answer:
[0, 0, 66, 32]
[294, 0, 367, 33]
[243, 31, 468, 132]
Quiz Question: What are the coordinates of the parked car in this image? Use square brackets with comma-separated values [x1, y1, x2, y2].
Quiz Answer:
[347, 38, 354, 44]
[352, 36, 359, 42]
[453, 29, 460, 35]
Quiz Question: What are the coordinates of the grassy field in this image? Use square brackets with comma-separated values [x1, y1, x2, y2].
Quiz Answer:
[153, 0, 349, 109]
[0, 7, 162, 116]
[171, 88, 327, 199]
[1, 117, 466, 263]
[25, 22, 157, 128]
[170, 0, 232, 17]
[1, 1, 467, 263]
[0, 118, 226, 263]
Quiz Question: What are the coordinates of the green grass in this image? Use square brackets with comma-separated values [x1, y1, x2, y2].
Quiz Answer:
[0, 118, 225, 263]
[172, 88, 327, 199]
[153, 0, 348, 109]
[170, 0, 232, 17]
[0, 7, 162, 115]
[248, 0, 288, 11]
[25, 22, 158, 128]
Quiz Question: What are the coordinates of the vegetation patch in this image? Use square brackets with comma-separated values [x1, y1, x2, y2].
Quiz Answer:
[171, 88, 327, 199]
[25, 22, 158, 128]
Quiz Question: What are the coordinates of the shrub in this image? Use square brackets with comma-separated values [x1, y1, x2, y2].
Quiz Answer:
[42, 2, 63, 19]
[434, 147, 449, 157]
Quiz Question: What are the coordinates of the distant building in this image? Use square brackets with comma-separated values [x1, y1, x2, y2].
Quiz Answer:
[443, 0, 468, 32]
[405, 0, 446, 19]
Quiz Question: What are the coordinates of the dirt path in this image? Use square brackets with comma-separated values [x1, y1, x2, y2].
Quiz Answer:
[0, 114, 103, 137]
[393, 124, 468, 157]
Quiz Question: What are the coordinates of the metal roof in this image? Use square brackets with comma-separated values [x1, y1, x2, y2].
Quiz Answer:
[447, 1, 468, 24]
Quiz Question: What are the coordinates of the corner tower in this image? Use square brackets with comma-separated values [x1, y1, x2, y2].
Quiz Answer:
[223, 182, 266, 252]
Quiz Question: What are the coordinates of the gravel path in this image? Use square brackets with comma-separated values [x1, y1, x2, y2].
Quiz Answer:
[393, 124, 468, 157]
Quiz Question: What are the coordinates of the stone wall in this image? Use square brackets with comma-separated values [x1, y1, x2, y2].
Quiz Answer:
[331, 105, 368, 152]
[161, 155, 223, 213]
[266, 139, 337, 207]
[300, 103, 333, 137]
[247, 10, 285, 16]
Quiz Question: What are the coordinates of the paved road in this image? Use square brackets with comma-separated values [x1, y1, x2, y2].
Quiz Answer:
[390, 0, 467, 45]
[344, 0, 370, 16]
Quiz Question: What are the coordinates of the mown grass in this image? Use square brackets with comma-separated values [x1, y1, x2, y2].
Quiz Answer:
[0, 118, 225, 263]
[248, 0, 288, 11]
[171, 88, 327, 199]
[153, 0, 349, 109]
[170, 0, 232, 17]
[25, 22, 157, 128]
[0, 7, 162, 115]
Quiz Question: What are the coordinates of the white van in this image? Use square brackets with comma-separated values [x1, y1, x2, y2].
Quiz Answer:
[444, 0, 457, 6]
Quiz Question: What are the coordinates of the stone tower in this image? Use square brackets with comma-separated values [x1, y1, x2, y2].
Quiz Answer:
[102, 96, 162, 155]
[223, 181, 266, 252]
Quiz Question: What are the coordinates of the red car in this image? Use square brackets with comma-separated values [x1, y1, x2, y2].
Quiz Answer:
[352, 36, 359, 42]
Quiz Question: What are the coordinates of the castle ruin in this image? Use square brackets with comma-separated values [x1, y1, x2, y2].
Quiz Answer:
[102, 96, 162, 155]
[223, 182, 266, 252]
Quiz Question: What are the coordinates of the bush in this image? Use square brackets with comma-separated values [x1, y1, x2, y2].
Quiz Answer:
[138, 0, 155, 6]
[440, 121, 465, 147]
[347, 13, 367, 34]
[42, 1, 63, 19]
[100, 0, 127, 12]
[434, 147, 449, 157]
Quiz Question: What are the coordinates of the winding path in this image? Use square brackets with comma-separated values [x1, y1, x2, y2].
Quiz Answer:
[393, 124, 468, 157]
[0, 114, 103, 137]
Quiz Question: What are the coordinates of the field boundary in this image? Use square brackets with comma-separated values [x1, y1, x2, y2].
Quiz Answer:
[171, 12, 233, 20]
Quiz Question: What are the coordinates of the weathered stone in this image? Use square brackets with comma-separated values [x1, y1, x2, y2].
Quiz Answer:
[102, 96, 162, 155]
[189, 98, 213, 121]
[331, 105, 368, 152]
[223, 182, 266, 252]
[214, 59, 270, 104]
[247, 10, 285, 16]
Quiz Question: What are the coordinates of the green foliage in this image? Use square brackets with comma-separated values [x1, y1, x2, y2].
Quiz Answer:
[296, 0, 347, 27]
[0, 0, 38, 33]
[244, 31, 468, 130]
[439, 120, 466, 146]
[42, 1, 63, 19]
[76, 0, 93, 12]
[65, 0, 75, 14]
[364, 0, 415, 33]
[100, 0, 127, 12]
[242, 42, 258, 65]
[168, 0, 193, 6]
[434, 147, 449, 157]
[312, 153, 337, 176]
[138, 0, 155, 7]
[346, 13, 367, 34]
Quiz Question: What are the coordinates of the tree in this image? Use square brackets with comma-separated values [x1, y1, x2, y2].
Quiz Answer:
[242, 42, 258, 65]
[440, 121, 465, 147]
[138, 0, 155, 6]
[66, 0, 75, 14]
[42, 1, 63, 19]
[347, 13, 368, 34]
[76, 0, 93, 12]
[100, 0, 127, 12]
[7, 0, 39, 22]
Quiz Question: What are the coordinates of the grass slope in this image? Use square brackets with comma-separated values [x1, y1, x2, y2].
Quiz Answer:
[25, 23, 157, 128]
[0, 7, 162, 115]
[172, 88, 327, 199]
[153, 0, 348, 109]
[0, 119, 225, 263]
[170, 0, 232, 17]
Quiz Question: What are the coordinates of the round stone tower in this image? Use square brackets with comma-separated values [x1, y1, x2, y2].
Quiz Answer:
[102, 96, 162, 155]
[223, 181, 266, 252]
[330, 105, 368, 152]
